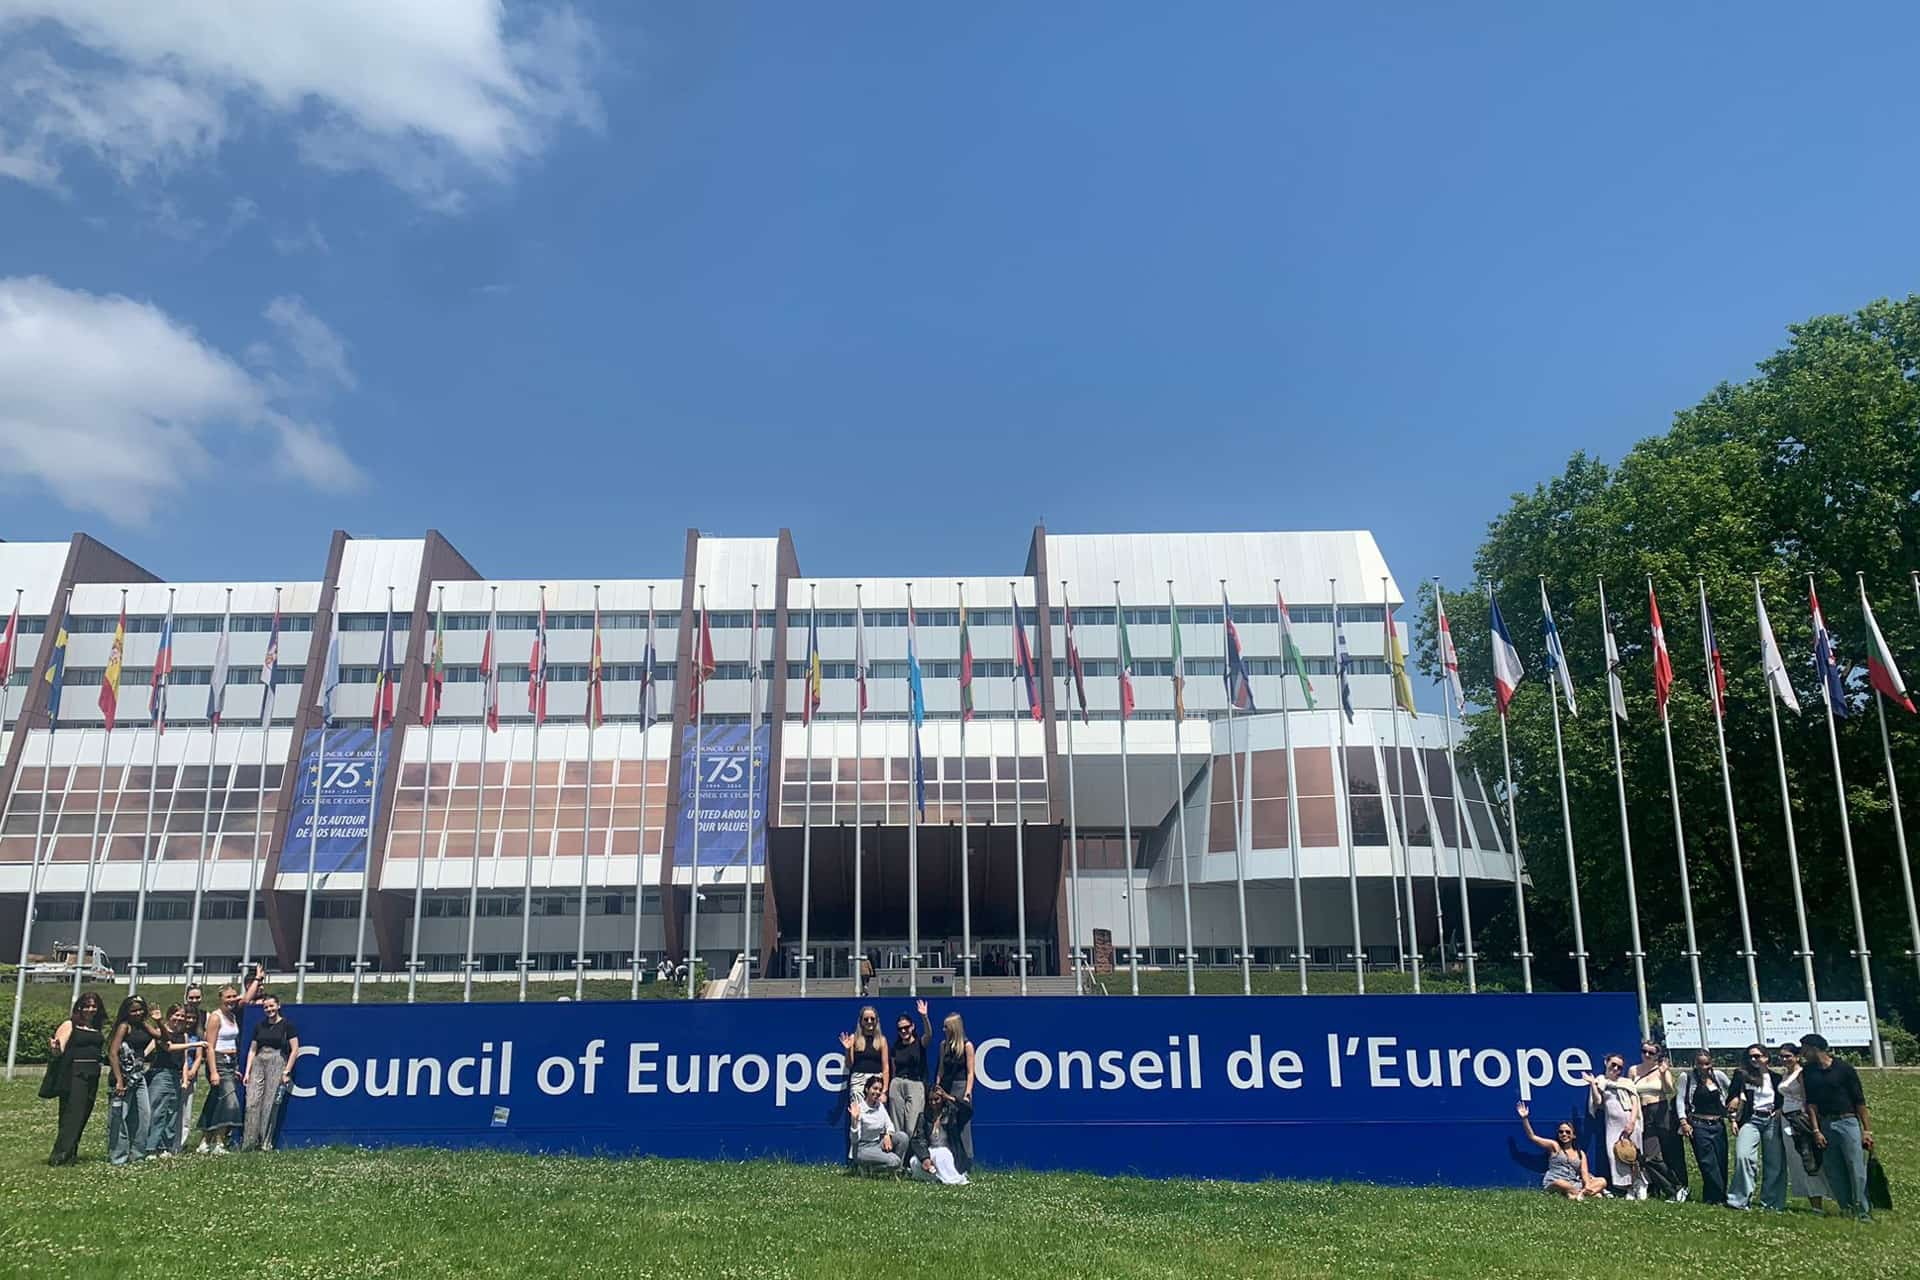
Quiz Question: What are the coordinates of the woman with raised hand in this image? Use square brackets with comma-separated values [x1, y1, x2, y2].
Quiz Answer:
[1588, 1053, 1646, 1199]
[909, 1086, 972, 1185]
[45, 991, 107, 1166]
[1629, 1040, 1684, 1200]
[143, 1004, 196, 1158]
[848, 1075, 907, 1173]
[105, 994, 159, 1165]
[839, 1005, 891, 1100]
[1518, 1101, 1605, 1199]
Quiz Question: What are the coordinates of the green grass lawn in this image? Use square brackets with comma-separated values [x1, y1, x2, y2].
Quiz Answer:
[0, 1071, 1909, 1279]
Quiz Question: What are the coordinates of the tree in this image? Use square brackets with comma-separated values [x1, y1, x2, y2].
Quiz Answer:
[1416, 297, 1920, 1029]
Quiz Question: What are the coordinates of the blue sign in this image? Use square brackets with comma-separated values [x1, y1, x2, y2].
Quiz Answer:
[279, 727, 390, 874]
[276, 993, 1638, 1185]
[674, 723, 770, 868]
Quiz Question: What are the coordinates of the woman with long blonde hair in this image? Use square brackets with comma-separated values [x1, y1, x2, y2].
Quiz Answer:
[936, 1011, 977, 1168]
[838, 1005, 891, 1099]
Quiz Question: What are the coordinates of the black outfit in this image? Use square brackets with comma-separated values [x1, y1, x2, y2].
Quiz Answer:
[1684, 1069, 1741, 1206]
[848, 1038, 884, 1078]
[48, 1024, 105, 1166]
[892, 1036, 926, 1086]
[1803, 1058, 1865, 1122]
[252, 1017, 299, 1055]
[936, 1043, 974, 1167]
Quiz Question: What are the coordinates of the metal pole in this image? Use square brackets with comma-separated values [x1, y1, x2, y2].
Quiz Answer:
[1434, 583, 1477, 993]
[7, 715, 68, 1079]
[1757, 576, 1818, 1036]
[1539, 581, 1587, 993]
[1597, 579, 1648, 1036]
[408, 584, 443, 1002]
[630, 588, 656, 999]
[462, 587, 496, 1003]
[958, 582, 973, 996]
[905, 584, 920, 998]
[1330, 579, 1365, 993]
[1221, 582, 1252, 996]
[1814, 575, 1883, 1064]
[1862, 574, 1920, 994]
[575, 587, 602, 1000]
[128, 587, 177, 996]
[1013, 581, 1030, 995]
[799, 583, 817, 997]
[1489, 585, 1534, 994]
[295, 721, 328, 1003]
[1409, 735, 1447, 974]
[240, 586, 279, 977]
[352, 586, 394, 1002]
[71, 590, 127, 1004]
[1169, 582, 1195, 996]
[1276, 581, 1308, 995]
[1700, 579, 1763, 1034]
[1383, 580, 1409, 977]
[742, 583, 761, 997]
[688, 585, 707, 1000]
[1111, 581, 1137, 995]
[1060, 583, 1083, 995]
[1656, 689, 1708, 1044]
[851, 583, 864, 997]
[518, 588, 545, 1001]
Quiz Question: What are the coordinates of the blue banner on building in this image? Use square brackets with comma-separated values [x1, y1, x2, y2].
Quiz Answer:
[674, 722, 770, 868]
[276, 993, 1637, 1186]
[279, 727, 390, 874]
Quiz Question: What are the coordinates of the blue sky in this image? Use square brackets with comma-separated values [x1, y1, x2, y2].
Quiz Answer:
[1, 3, 1916, 598]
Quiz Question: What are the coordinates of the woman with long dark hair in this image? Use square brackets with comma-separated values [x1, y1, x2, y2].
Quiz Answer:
[1776, 1041, 1829, 1211]
[46, 991, 107, 1166]
[105, 994, 159, 1165]
[1728, 1043, 1786, 1211]
[1517, 1101, 1606, 1199]
[1677, 1050, 1739, 1206]
[1588, 1053, 1646, 1198]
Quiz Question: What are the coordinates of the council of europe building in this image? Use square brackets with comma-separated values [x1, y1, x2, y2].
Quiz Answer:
[0, 527, 1522, 987]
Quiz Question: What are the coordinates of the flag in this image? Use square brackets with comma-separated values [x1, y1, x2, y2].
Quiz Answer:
[1223, 600, 1255, 712]
[205, 606, 231, 724]
[1859, 581, 1915, 712]
[1649, 583, 1675, 718]
[1116, 599, 1136, 720]
[528, 595, 550, 725]
[1387, 604, 1419, 718]
[906, 603, 925, 817]
[587, 602, 605, 730]
[43, 617, 68, 721]
[1169, 600, 1186, 720]
[1538, 583, 1575, 718]
[259, 600, 280, 728]
[639, 606, 658, 726]
[1756, 590, 1800, 714]
[0, 597, 17, 685]
[1811, 585, 1847, 718]
[803, 606, 824, 724]
[687, 604, 716, 719]
[852, 601, 869, 715]
[480, 608, 501, 733]
[1700, 594, 1728, 721]
[1277, 585, 1317, 709]
[98, 604, 126, 732]
[148, 603, 174, 730]
[372, 605, 397, 731]
[421, 597, 445, 727]
[1012, 605, 1041, 721]
[317, 618, 341, 727]
[1601, 598, 1629, 722]
[957, 601, 973, 722]
[1062, 597, 1089, 722]
[1335, 607, 1356, 723]
[1489, 594, 1523, 716]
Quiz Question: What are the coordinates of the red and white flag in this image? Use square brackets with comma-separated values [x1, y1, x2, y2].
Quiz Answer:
[527, 592, 550, 725]
[1860, 578, 1915, 713]
[852, 600, 869, 714]
[687, 602, 717, 718]
[1649, 581, 1675, 719]
[1435, 593, 1464, 716]
[0, 595, 18, 682]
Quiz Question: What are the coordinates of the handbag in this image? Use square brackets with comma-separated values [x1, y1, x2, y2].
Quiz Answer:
[1868, 1153, 1894, 1212]
[1785, 1111, 1823, 1174]
[1612, 1136, 1640, 1167]
[37, 1050, 67, 1101]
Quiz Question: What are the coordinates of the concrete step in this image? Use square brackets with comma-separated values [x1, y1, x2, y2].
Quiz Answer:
[745, 975, 1085, 998]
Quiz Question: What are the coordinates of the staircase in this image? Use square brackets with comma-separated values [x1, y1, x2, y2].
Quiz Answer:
[744, 975, 1085, 998]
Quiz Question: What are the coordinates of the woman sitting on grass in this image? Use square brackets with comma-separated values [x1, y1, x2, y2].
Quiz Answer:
[909, 1086, 972, 1185]
[849, 1075, 907, 1173]
[1518, 1101, 1606, 1199]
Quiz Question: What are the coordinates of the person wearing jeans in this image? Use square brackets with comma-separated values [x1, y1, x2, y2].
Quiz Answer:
[1677, 1051, 1739, 1206]
[142, 1005, 194, 1158]
[105, 996, 159, 1166]
[241, 995, 300, 1152]
[1727, 1043, 1787, 1211]
[1801, 1033, 1874, 1221]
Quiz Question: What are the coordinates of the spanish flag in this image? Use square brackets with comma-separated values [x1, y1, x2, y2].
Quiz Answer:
[98, 604, 126, 731]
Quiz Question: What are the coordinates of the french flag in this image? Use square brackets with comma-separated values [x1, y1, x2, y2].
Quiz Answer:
[1488, 592, 1524, 716]
[1859, 578, 1915, 713]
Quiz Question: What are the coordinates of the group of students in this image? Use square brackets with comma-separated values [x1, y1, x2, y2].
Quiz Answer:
[1518, 1033, 1879, 1220]
[840, 999, 977, 1184]
[42, 967, 303, 1167]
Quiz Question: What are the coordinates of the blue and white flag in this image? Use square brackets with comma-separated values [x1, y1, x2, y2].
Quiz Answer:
[318, 618, 342, 727]
[1334, 610, 1356, 723]
[1810, 584, 1848, 718]
[1539, 582, 1577, 717]
[206, 604, 231, 724]
[906, 600, 926, 816]
[258, 599, 281, 727]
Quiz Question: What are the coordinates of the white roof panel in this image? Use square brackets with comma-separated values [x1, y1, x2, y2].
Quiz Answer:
[1045, 531, 1400, 607]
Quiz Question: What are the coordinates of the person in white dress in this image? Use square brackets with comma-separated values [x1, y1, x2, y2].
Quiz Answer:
[1776, 1042, 1830, 1211]
[1589, 1053, 1647, 1199]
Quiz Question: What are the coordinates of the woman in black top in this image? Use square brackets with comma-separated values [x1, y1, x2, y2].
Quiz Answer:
[241, 995, 300, 1152]
[1677, 1051, 1741, 1205]
[839, 1006, 890, 1097]
[937, 1012, 977, 1168]
[888, 999, 932, 1138]
[46, 992, 107, 1166]
[106, 995, 159, 1165]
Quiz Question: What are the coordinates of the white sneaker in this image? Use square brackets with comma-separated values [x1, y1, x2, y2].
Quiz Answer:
[157, 1150, 174, 1160]
[195, 1141, 211, 1155]
[212, 1144, 230, 1156]
[261, 1141, 274, 1153]
[1674, 1187, 1689, 1203]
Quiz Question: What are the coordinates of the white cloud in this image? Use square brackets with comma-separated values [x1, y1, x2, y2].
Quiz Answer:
[271, 221, 330, 256]
[0, 1, 600, 206]
[0, 276, 365, 523]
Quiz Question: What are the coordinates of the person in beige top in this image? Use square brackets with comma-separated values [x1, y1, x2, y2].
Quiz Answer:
[1629, 1040, 1686, 1200]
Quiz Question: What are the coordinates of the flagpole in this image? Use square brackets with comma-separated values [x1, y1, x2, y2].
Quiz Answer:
[742, 583, 763, 998]
[796, 584, 816, 997]
[1434, 584, 1477, 993]
[572, 587, 601, 999]
[407, 585, 442, 1002]
[1857, 582, 1920, 995]
[688, 585, 707, 1000]
[1695, 579, 1763, 1035]
[1648, 579, 1706, 1045]
[630, 587, 657, 999]
[852, 582, 864, 997]
[242, 589, 279, 978]
[1596, 579, 1648, 1036]
[184, 588, 228, 991]
[1276, 580, 1309, 995]
[1007, 581, 1029, 996]
[1382, 580, 1410, 979]
[1327, 579, 1366, 992]
[349, 587, 390, 1002]
[1220, 583, 1252, 996]
[1114, 580, 1137, 997]
[1539, 580, 1587, 993]
[1812, 577, 1884, 1065]
[1060, 583, 1083, 996]
[1754, 577, 1818, 1036]
[1488, 585, 1534, 994]
[463, 588, 496, 1002]
[8, 589, 68, 1079]
[128, 587, 176, 997]
[1169, 582, 1196, 996]
[956, 582, 973, 996]
[296, 721, 328, 1000]
[1410, 732, 1447, 974]
[71, 588, 126, 1003]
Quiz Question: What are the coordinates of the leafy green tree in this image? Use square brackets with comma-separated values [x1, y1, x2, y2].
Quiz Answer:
[1416, 297, 1920, 1029]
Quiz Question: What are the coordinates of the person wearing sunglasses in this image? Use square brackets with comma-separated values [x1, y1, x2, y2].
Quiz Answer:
[45, 992, 107, 1166]
[888, 999, 933, 1140]
[1629, 1040, 1685, 1200]
[1775, 1042, 1829, 1212]
[1727, 1043, 1786, 1211]
[1587, 1053, 1646, 1198]
[1676, 1050, 1739, 1206]
[1517, 1101, 1605, 1199]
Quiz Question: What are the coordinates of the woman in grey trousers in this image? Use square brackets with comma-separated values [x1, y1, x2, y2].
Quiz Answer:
[240, 995, 300, 1152]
